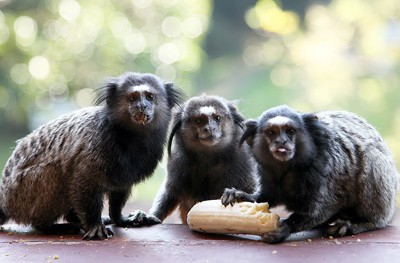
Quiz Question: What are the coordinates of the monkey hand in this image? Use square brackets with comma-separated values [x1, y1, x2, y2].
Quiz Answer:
[221, 187, 256, 207]
[119, 210, 162, 227]
[83, 224, 114, 240]
[261, 219, 291, 244]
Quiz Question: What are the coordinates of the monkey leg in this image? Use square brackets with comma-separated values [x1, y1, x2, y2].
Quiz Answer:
[72, 188, 113, 240]
[0, 208, 9, 225]
[107, 190, 130, 226]
[149, 191, 179, 223]
[179, 205, 190, 224]
[65, 208, 81, 224]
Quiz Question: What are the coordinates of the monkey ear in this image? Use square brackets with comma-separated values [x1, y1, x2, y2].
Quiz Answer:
[167, 110, 183, 156]
[165, 82, 184, 109]
[239, 120, 258, 147]
[302, 113, 319, 130]
[303, 113, 318, 122]
[227, 103, 245, 129]
[302, 113, 329, 142]
[94, 78, 118, 106]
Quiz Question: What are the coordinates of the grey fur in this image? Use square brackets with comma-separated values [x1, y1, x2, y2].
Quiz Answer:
[0, 72, 182, 240]
[222, 105, 399, 243]
[130, 95, 257, 224]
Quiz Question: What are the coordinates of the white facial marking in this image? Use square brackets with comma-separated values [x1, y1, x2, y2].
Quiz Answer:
[199, 106, 216, 115]
[132, 84, 151, 92]
[268, 116, 291, 126]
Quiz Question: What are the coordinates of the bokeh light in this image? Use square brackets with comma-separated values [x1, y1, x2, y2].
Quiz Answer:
[181, 17, 204, 38]
[29, 56, 50, 80]
[14, 16, 37, 47]
[162, 16, 182, 38]
[59, 0, 81, 22]
[158, 42, 180, 64]
[10, 63, 30, 85]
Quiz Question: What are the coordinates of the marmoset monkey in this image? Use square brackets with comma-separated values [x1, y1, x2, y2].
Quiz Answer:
[0, 72, 182, 240]
[130, 95, 257, 224]
[222, 105, 399, 243]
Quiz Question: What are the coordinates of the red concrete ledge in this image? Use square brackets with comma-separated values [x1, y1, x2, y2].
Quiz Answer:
[1, 212, 400, 263]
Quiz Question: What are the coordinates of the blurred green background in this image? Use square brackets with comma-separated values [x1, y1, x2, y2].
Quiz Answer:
[1, 0, 399, 203]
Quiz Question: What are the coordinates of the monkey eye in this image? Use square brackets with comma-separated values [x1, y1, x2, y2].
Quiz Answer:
[196, 117, 204, 123]
[265, 130, 275, 136]
[214, 115, 221, 122]
[129, 94, 138, 102]
[195, 115, 208, 124]
[146, 93, 155, 101]
[287, 128, 296, 135]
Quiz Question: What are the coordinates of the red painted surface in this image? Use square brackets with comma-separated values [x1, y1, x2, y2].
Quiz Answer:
[1, 211, 399, 263]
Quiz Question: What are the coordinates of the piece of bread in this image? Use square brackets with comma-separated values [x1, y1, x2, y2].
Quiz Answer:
[187, 200, 280, 236]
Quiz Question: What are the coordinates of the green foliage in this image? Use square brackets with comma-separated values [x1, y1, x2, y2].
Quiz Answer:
[200, 0, 400, 162]
[0, 0, 210, 131]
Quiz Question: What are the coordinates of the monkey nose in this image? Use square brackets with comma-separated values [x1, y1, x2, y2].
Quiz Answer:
[136, 104, 147, 111]
[276, 139, 288, 145]
[205, 126, 217, 137]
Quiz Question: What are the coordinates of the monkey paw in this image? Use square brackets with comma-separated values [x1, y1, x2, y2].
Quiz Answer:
[83, 224, 114, 240]
[221, 187, 255, 207]
[261, 221, 291, 244]
[122, 210, 162, 227]
[326, 219, 351, 237]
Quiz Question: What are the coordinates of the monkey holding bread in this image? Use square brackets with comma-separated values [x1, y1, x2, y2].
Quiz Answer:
[222, 105, 399, 243]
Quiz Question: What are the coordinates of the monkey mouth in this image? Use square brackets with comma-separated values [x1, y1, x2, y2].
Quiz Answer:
[273, 147, 293, 156]
[133, 112, 151, 125]
[270, 146, 294, 161]
[276, 147, 290, 153]
[198, 135, 219, 145]
[199, 134, 213, 140]
[199, 136, 215, 142]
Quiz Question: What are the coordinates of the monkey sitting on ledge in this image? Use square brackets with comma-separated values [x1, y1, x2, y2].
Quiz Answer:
[222, 105, 399, 243]
[129, 95, 258, 224]
[0, 72, 182, 240]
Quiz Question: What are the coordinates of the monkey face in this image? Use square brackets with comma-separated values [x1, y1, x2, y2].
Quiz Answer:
[262, 116, 297, 162]
[168, 95, 245, 155]
[191, 110, 223, 146]
[126, 85, 156, 126]
[241, 106, 304, 164]
[186, 104, 225, 147]
[96, 72, 182, 131]
[181, 103, 233, 150]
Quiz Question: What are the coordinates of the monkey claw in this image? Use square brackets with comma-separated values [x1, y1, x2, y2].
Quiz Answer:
[1, 209, 400, 263]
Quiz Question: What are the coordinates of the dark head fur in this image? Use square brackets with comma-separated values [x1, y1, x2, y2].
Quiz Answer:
[167, 95, 244, 155]
[240, 105, 325, 166]
[95, 72, 183, 132]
